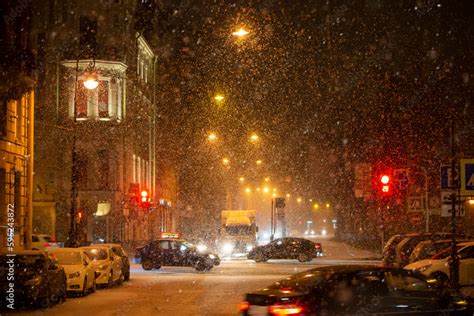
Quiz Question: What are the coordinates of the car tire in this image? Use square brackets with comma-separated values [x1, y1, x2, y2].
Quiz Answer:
[116, 273, 124, 286]
[142, 259, 154, 271]
[124, 269, 130, 281]
[37, 289, 51, 308]
[254, 253, 268, 263]
[194, 259, 212, 271]
[297, 253, 312, 262]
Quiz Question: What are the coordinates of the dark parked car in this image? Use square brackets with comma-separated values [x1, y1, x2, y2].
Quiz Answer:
[0, 251, 67, 309]
[247, 237, 323, 263]
[137, 239, 220, 271]
[94, 243, 130, 281]
[240, 265, 472, 315]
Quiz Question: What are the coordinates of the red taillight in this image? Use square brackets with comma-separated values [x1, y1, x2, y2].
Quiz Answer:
[238, 301, 249, 311]
[269, 304, 304, 315]
[314, 244, 320, 249]
[43, 243, 50, 247]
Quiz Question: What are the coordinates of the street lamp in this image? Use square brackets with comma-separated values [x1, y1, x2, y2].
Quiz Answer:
[222, 157, 230, 165]
[207, 132, 217, 142]
[232, 28, 249, 37]
[214, 94, 224, 102]
[256, 160, 262, 165]
[250, 133, 259, 143]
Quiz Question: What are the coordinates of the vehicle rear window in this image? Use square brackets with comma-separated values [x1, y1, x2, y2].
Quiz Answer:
[85, 249, 108, 260]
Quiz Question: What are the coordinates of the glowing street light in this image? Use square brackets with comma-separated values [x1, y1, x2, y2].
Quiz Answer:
[232, 28, 249, 37]
[297, 198, 302, 203]
[256, 160, 262, 165]
[245, 187, 251, 193]
[263, 187, 269, 193]
[326, 203, 330, 208]
[222, 158, 229, 165]
[214, 94, 224, 102]
[264, 177, 270, 182]
[83, 72, 99, 90]
[239, 177, 245, 182]
[313, 203, 319, 209]
[207, 133, 217, 142]
[286, 193, 291, 198]
[250, 133, 259, 142]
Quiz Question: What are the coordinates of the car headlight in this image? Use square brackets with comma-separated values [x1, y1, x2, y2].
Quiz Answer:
[26, 276, 42, 286]
[246, 245, 253, 252]
[68, 271, 81, 279]
[197, 244, 207, 253]
[208, 254, 216, 260]
[222, 243, 234, 253]
[99, 264, 109, 271]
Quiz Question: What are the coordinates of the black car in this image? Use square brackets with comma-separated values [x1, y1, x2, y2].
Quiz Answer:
[138, 239, 220, 271]
[0, 251, 67, 309]
[94, 243, 130, 281]
[240, 265, 472, 315]
[247, 237, 323, 263]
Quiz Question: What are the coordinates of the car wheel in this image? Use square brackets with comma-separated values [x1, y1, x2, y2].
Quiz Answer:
[297, 253, 312, 262]
[116, 273, 124, 286]
[194, 259, 211, 271]
[37, 289, 51, 308]
[431, 272, 449, 286]
[142, 259, 154, 271]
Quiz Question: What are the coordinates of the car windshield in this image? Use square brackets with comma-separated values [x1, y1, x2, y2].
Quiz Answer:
[51, 251, 82, 265]
[4, 1, 473, 313]
[84, 249, 108, 260]
[432, 245, 464, 259]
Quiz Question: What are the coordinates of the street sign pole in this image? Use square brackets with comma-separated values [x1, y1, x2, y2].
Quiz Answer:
[449, 113, 460, 293]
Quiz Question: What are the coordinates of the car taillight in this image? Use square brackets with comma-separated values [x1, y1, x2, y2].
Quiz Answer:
[238, 301, 249, 311]
[43, 243, 50, 247]
[314, 244, 320, 249]
[269, 304, 304, 315]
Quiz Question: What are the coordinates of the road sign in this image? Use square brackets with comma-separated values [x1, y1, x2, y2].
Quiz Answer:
[440, 191, 466, 217]
[408, 196, 423, 212]
[409, 213, 423, 226]
[460, 159, 474, 195]
[394, 169, 409, 189]
[440, 165, 460, 190]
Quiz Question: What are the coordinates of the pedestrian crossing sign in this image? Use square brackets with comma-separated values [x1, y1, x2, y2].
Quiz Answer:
[460, 159, 474, 195]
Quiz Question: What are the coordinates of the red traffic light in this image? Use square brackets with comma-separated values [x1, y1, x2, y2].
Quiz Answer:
[380, 174, 390, 193]
[380, 175, 390, 184]
[141, 190, 148, 203]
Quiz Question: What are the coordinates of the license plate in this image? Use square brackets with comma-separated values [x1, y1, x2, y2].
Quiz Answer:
[248, 305, 268, 316]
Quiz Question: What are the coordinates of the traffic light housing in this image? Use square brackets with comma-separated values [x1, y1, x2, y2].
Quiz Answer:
[140, 190, 151, 209]
[380, 174, 391, 194]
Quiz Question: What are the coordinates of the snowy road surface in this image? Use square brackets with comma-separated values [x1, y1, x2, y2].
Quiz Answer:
[8, 240, 379, 316]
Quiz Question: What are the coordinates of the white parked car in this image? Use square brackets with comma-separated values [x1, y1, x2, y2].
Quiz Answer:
[47, 247, 96, 295]
[82, 246, 123, 288]
[405, 241, 474, 286]
[32, 234, 61, 250]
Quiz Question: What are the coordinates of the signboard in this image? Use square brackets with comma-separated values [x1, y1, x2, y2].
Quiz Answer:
[440, 191, 465, 217]
[161, 232, 180, 239]
[408, 196, 423, 212]
[460, 159, 474, 196]
[394, 169, 409, 189]
[440, 165, 460, 190]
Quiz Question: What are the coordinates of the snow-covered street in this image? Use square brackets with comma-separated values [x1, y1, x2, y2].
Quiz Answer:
[8, 240, 379, 316]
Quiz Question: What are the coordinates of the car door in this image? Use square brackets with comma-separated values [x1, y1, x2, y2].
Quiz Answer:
[269, 239, 285, 259]
[382, 270, 444, 313]
[458, 245, 474, 285]
[82, 252, 95, 289]
[159, 240, 173, 264]
[109, 249, 122, 279]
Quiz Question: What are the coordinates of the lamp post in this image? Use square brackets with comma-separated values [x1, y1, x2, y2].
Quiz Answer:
[66, 59, 98, 247]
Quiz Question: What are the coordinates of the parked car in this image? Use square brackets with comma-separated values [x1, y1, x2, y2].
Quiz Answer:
[382, 233, 410, 266]
[247, 237, 323, 263]
[138, 238, 219, 271]
[82, 246, 123, 287]
[32, 234, 62, 251]
[405, 241, 474, 286]
[240, 265, 472, 315]
[395, 232, 458, 267]
[409, 239, 471, 264]
[47, 247, 96, 295]
[0, 251, 67, 308]
[93, 243, 130, 281]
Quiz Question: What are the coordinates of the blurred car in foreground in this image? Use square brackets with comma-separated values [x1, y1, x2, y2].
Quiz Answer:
[240, 265, 472, 315]
[409, 239, 471, 264]
[93, 243, 130, 281]
[47, 247, 96, 295]
[137, 238, 219, 271]
[32, 234, 62, 251]
[247, 237, 323, 263]
[82, 246, 123, 287]
[405, 241, 474, 286]
[0, 251, 66, 308]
